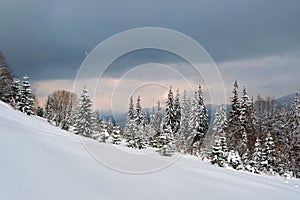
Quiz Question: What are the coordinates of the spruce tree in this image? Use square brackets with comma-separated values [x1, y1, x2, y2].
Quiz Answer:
[261, 132, 276, 173]
[110, 125, 122, 145]
[251, 137, 263, 173]
[124, 96, 136, 146]
[11, 77, 21, 109]
[174, 89, 181, 134]
[211, 104, 228, 167]
[74, 87, 96, 138]
[178, 90, 191, 152]
[188, 85, 208, 155]
[18, 75, 34, 115]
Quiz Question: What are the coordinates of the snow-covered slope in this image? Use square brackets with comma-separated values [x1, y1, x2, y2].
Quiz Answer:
[0, 102, 299, 200]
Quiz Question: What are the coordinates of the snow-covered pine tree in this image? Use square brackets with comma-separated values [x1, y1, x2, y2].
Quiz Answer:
[157, 125, 175, 156]
[228, 150, 242, 170]
[188, 85, 208, 156]
[74, 87, 96, 138]
[178, 90, 191, 152]
[124, 96, 136, 147]
[210, 104, 228, 167]
[0, 52, 13, 104]
[251, 137, 263, 173]
[96, 118, 111, 143]
[18, 75, 34, 115]
[164, 86, 175, 134]
[228, 81, 242, 153]
[45, 95, 55, 123]
[135, 96, 143, 126]
[110, 125, 122, 145]
[174, 89, 181, 135]
[261, 131, 276, 174]
[148, 106, 159, 148]
[157, 87, 176, 154]
[154, 100, 163, 133]
[11, 77, 21, 109]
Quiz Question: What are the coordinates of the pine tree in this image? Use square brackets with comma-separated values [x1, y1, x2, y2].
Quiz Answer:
[178, 90, 191, 152]
[211, 104, 228, 167]
[45, 95, 55, 123]
[135, 96, 143, 126]
[251, 137, 263, 173]
[74, 87, 96, 138]
[164, 86, 175, 134]
[0, 52, 13, 104]
[228, 81, 241, 151]
[174, 89, 181, 134]
[154, 101, 163, 133]
[188, 85, 208, 155]
[18, 75, 34, 115]
[124, 96, 136, 146]
[261, 132, 276, 173]
[11, 77, 21, 109]
[228, 150, 242, 170]
[97, 118, 111, 143]
[110, 125, 122, 145]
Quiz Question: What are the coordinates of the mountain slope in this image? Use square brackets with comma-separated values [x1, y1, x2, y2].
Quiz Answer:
[0, 102, 299, 200]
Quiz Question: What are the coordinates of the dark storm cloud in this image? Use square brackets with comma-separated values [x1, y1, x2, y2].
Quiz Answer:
[0, 0, 300, 80]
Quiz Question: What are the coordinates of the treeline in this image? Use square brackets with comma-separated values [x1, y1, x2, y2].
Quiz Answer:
[1, 51, 299, 178]
[119, 82, 299, 178]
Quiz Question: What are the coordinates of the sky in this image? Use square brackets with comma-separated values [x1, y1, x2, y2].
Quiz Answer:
[0, 0, 299, 111]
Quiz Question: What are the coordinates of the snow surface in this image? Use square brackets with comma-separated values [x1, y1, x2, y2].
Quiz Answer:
[0, 101, 299, 200]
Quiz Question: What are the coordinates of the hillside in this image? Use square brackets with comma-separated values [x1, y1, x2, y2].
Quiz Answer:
[0, 102, 299, 200]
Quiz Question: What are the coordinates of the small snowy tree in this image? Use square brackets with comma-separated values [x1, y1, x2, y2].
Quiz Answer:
[11, 77, 21, 109]
[18, 75, 34, 115]
[251, 137, 263, 173]
[74, 87, 96, 138]
[110, 125, 122, 145]
[210, 104, 228, 167]
[228, 150, 242, 170]
[261, 132, 276, 174]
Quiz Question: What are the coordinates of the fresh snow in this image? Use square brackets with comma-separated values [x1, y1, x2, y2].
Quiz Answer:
[0, 101, 299, 200]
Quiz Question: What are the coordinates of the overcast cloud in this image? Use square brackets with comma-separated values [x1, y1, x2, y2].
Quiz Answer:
[0, 0, 299, 110]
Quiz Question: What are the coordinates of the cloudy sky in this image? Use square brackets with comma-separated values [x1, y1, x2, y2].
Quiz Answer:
[0, 0, 299, 111]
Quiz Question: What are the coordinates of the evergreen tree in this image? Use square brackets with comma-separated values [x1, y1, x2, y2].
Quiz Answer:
[124, 96, 136, 146]
[74, 87, 96, 138]
[178, 90, 191, 152]
[228, 81, 241, 151]
[174, 89, 181, 134]
[18, 75, 34, 115]
[154, 101, 163, 133]
[45, 95, 55, 123]
[0, 52, 13, 103]
[110, 125, 122, 145]
[251, 137, 263, 173]
[96, 118, 111, 143]
[188, 85, 208, 155]
[164, 86, 175, 134]
[11, 77, 21, 109]
[211, 104, 228, 167]
[261, 132, 276, 173]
